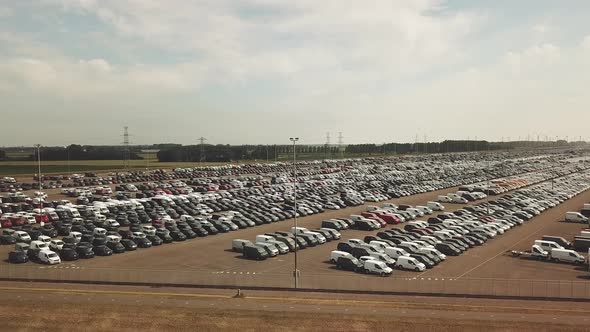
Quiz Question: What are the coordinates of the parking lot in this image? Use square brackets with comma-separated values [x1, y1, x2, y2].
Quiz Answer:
[1, 152, 590, 299]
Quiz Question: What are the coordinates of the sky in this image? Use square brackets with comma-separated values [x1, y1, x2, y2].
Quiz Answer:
[1, 0, 590, 146]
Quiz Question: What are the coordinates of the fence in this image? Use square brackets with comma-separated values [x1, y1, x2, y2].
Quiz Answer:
[2, 264, 590, 300]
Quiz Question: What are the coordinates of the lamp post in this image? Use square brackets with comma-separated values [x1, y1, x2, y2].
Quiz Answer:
[35, 144, 42, 192]
[66, 145, 71, 175]
[289, 137, 299, 288]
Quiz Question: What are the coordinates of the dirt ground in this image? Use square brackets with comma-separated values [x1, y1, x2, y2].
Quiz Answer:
[1, 281, 590, 332]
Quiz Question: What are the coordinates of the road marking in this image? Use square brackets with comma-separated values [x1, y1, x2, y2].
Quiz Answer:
[455, 217, 555, 279]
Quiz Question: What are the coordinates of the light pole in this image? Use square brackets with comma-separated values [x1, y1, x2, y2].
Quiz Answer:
[289, 137, 300, 288]
[66, 145, 71, 175]
[35, 144, 42, 192]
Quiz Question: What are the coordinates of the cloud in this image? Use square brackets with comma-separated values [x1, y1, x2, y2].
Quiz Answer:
[0, 5, 13, 18]
[11, 0, 479, 97]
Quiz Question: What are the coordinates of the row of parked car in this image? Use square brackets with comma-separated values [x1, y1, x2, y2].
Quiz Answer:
[327, 170, 590, 276]
[232, 225, 344, 260]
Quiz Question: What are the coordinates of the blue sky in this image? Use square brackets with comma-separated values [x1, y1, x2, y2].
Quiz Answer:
[1, 1, 590, 146]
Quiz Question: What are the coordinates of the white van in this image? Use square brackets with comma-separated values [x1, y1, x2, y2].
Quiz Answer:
[419, 247, 446, 260]
[438, 196, 453, 203]
[13, 231, 31, 243]
[93, 228, 107, 237]
[551, 248, 585, 264]
[143, 226, 157, 236]
[369, 240, 392, 252]
[384, 247, 410, 259]
[106, 235, 121, 243]
[30, 240, 49, 251]
[330, 250, 353, 264]
[38, 235, 52, 245]
[70, 231, 82, 243]
[361, 260, 393, 276]
[427, 201, 445, 211]
[534, 240, 564, 252]
[565, 212, 588, 223]
[49, 239, 64, 251]
[407, 208, 424, 217]
[38, 250, 61, 265]
[256, 235, 276, 244]
[232, 239, 253, 252]
[292, 227, 326, 244]
[415, 205, 433, 215]
[382, 203, 398, 209]
[395, 256, 426, 271]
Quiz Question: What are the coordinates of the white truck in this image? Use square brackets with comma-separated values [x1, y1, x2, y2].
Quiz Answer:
[508, 244, 550, 260]
[565, 212, 589, 223]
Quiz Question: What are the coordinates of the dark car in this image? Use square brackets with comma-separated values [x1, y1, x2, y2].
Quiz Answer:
[106, 241, 126, 253]
[156, 231, 174, 243]
[191, 226, 209, 237]
[178, 227, 197, 239]
[242, 244, 268, 260]
[169, 230, 187, 242]
[93, 245, 113, 256]
[0, 235, 16, 245]
[435, 242, 461, 256]
[336, 256, 363, 272]
[120, 239, 137, 251]
[40, 225, 58, 238]
[336, 242, 357, 253]
[59, 248, 79, 261]
[8, 251, 28, 264]
[76, 245, 95, 259]
[350, 247, 372, 259]
[55, 223, 72, 236]
[410, 253, 436, 269]
[26, 230, 41, 241]
[147, 235, 163, 246]
[134, 237, 152, 248]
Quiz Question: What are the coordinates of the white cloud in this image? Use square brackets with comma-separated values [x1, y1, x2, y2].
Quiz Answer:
[18, 0, 480, 96]
[0, 5, 13, 17]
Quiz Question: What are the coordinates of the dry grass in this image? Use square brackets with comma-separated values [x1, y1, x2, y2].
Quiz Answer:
[0, 303, 586, 332]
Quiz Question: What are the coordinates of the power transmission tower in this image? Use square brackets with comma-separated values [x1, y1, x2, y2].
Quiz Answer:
[338, 132, 344, 159]
[122, 126, 131, 169]
[325, 132, 331, 160]
[198, 136, 207, 163]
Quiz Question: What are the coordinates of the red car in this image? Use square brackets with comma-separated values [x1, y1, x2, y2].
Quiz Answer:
[152, 219, 164, 228]
[366, 216, 386, 228]
[34, 213, 49, 223]
[9, 216, 26, 226]
[372, 212, 401, 224]
[0, 218, 12, 228]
